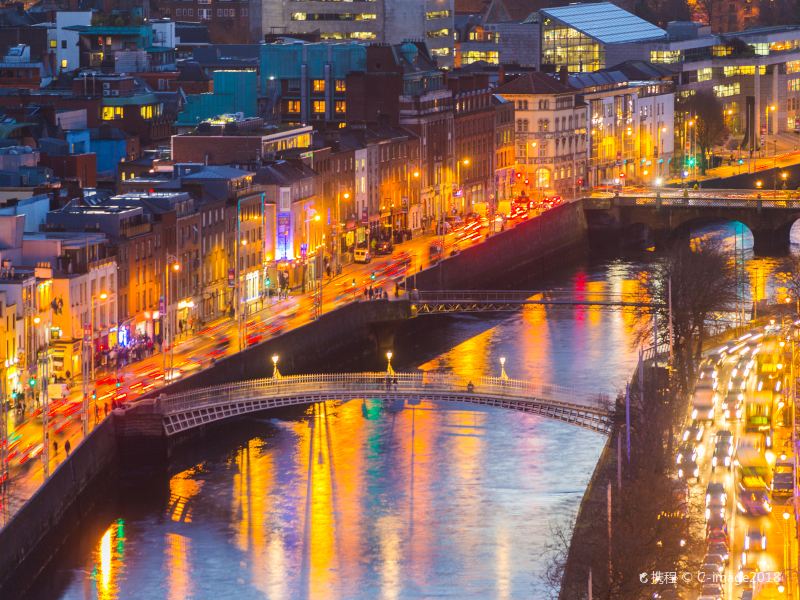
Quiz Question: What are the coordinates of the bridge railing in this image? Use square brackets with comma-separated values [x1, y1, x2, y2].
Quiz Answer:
[158, 371, 611, 417]
[586, 194, 800, 209]
[412, 289, 651, 304]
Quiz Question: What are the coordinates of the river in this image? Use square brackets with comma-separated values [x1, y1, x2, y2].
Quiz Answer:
[27, 224, 794, 600]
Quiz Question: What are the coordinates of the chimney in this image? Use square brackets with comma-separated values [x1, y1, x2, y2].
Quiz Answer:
[559, 66, 569, 85]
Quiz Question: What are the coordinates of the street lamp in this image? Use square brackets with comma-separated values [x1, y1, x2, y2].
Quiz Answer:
[163, 256, 180, 377]
[756, 180, 763, 190]
[456, 158, 471, 216]
[271, 354, 281, 379]
[386, 350, 394, 375]
[499, 356, 508, 381]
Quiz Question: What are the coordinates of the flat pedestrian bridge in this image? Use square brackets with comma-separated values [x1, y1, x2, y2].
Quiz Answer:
[156, 372, 614, 436]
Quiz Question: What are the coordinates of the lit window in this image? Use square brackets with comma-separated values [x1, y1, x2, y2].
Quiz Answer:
[50, 39, 57, 48]
[713, 83, 740, 97]
[335, 79, 346, 92]
[697, 68, 713, 82]
[426, 10, 450, 18]
[101, 106, 124, 120]
[431, 47, 449, 56]
[312, 79, 325, 93]
[291, 12, 306, 20]
[335, 100, 346, 113]
[313, 100, 326, 113]
[60, 59, 68, 69]
[287, 100, 300, 113]
[789, 79, 800, 92]
[427, 28, 450, 38]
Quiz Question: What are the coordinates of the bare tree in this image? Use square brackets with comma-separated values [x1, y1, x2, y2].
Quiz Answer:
[776, 254, 800, 313]
[678, 90, 729, 174]
[638, 241, 739, 396]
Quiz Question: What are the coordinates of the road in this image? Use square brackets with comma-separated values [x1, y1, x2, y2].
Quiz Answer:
[0, 206, 540, 526]
[681, 326, 799, 599]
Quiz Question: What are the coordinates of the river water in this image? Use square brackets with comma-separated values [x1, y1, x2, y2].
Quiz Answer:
[29, 225, 795, 600]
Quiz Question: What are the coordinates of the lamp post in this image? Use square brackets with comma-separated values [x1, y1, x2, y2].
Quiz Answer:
[89, 291, 108, 382]
[765, 104, 776, 152]
[272, 354, 281, 379]
[456, 158, 470, 217]
[163, 255, 180, 377]
[656, 125, 667, 181]
[33, 316, 50, 477]
[499, 356, 508, 381]
[386, 351, 394, 376]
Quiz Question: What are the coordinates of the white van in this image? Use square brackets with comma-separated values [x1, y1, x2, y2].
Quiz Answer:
[354, 248, 371, 263]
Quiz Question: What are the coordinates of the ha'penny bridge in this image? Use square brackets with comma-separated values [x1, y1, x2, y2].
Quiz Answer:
[154, 371, 616, 436]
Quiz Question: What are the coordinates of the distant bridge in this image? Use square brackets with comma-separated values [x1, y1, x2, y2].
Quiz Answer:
[157, 372, 614, 436]
[409, 289, 662, 313]
[584, 192, 800, 253]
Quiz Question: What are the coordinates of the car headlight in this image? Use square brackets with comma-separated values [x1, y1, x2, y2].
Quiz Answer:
[693, 467, 699, 477]
[678, 468, 684, 478]
[712, 456, 718, 466]
[764, 501, 772, 512]
[738, 501, 746, 512]
[745, 537, 750, 550]
[708, 408, 714, 419]
[705, 508, 711, 520]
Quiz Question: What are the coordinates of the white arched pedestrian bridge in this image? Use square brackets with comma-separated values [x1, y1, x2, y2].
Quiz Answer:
[157, 372, 615, 436]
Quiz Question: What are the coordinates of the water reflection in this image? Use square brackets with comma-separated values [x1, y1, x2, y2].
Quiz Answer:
[42, 238, 786, 599]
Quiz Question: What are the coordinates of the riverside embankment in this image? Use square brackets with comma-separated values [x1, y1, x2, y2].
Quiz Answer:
[0, 200, 591, 600]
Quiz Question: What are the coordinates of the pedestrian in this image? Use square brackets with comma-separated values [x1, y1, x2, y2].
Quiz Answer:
[392, 376, 398, 390]
[394, 281, 400, 298]
[53, 439, 58, 455]
[104, 402, 109, 417]
[94, 404, 99, 423]
[363, 288, 369, 300]
[385, 374, 391, 390]
[65, 439, 71, 455]
[383, 289, 389, 300]
[368, 286, 374, 300]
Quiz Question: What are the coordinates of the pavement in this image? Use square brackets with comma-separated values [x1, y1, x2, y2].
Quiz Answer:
[0, 207, 539, 527]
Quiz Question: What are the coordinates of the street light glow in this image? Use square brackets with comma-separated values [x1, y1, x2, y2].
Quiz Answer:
[272, 354, 279, 365]
[172, 263, 181, 272]
[343, 192, 351, 200]
[33, 316, 41, 325]
[462, 158, 470, 166]
[756, 180, 763, 188]
[413, 170, 420, 178]
[386, 351, 393, 361]
[314, 214, 321, 222]
[99, 292, 108, 300]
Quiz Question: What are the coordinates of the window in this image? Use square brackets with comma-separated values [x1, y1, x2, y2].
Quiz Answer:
[198, 8, 211, 19]
[60, 59, 67, 69]
[697, 68, 713, 82]
[431, 48, 449, 57]
[426, 10, 450, 18]
[50, 39, 56, 48]
[335, 79, 346, 92]
[538, 119, 549, 132]
[101, 106, 123, 120]
[789, 79, 800, 92]
[312, 79, 325, 93]
[241, 7, 248, 15]
[287, 100, 300, 113]
[335, 100, 346, 113]
[313, 100, 326, 113]
[713, 83, 740, 97]
[427, 28, 450, 38]
[650, 50, 681, 64]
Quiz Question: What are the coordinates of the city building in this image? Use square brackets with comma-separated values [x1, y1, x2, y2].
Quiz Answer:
[448, 72, 496, 214]
[536, 2, 668, 73]
[496, 71, 587, 198]
[260, 41, 366, 128]
[176, 70, 258, 130]
[260, 1, 456, 67]
[171, 117, 313, 166]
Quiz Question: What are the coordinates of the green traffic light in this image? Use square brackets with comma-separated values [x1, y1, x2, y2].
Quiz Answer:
[29, 378, 36, 387]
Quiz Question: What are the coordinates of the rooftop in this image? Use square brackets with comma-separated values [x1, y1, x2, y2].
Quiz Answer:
[539, 2, 667, 44]
[494, 71, 573, 95]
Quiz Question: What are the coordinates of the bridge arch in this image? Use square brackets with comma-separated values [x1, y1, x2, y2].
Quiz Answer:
[155, 372, 614, 436]
[670, 217, 754, 250]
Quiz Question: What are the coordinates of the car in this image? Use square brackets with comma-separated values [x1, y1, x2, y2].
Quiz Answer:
[676, 443, 699, 479]
[701, 560, 724, 575]
[700, 584, 724, 599]
[742, 524, 767, 563]
[716, 429, 734, 448]
[354, 247, 371, 264]
[375, 239, 393, 255]
[729, 375, 746, 391]
[705, 482, 727, 519]
[682, 422, 705, 443]
[712, 440, 734, 470]
[707, 541, 729, 564]
[722, 391, 743, 420]
[706, 514, 729, 545]
[703, 553, 725, 571]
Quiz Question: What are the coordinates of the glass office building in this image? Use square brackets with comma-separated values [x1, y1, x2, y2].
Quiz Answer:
[538, 2, 667, 72]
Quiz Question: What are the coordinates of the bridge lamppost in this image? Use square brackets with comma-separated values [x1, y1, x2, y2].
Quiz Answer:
[272, 354, 281, 379]
[499, 356, 508, 381]
[386, 351, 394, 376]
